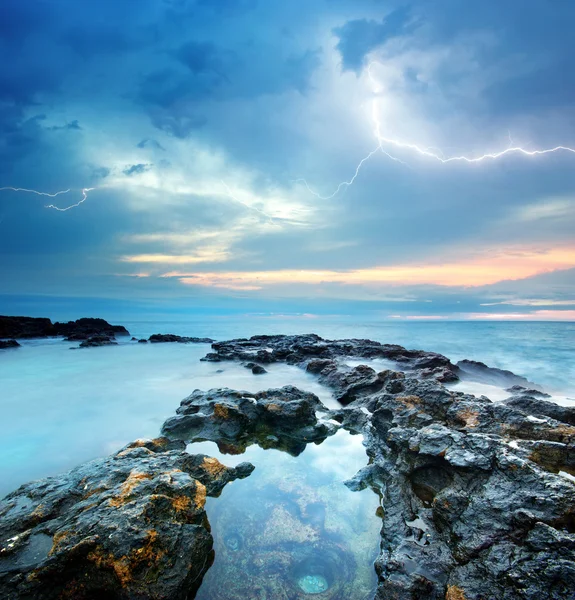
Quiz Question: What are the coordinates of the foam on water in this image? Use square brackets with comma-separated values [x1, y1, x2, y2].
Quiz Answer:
[1, 318, 574, 498]
[0, 337, 334, 497]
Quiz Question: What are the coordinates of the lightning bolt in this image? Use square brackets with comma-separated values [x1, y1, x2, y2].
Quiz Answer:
[45, 188, 95, 211]
[0, 187, 96, 211]
[297, 62, 575, 199]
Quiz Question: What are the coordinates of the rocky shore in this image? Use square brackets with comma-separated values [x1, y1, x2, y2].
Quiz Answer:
[1, 332, 574, 599]
[0, 316, 217, 349]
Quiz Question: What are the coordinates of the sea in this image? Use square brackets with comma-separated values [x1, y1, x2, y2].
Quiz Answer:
[1, 316, 574, 499]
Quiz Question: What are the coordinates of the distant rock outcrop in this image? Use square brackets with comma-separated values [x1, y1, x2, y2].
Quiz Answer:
[0, 316, 129, 340]
[0, 339, 20, 349]
[149, 334, 214, 344]
[78, 334, 118, 348]
[0, 316, 54, 339]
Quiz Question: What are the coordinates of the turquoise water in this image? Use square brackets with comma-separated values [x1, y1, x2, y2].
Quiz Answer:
[0, 318, 574, 497]
[191, 430, 381, 600]
[122, 317, 575, 394]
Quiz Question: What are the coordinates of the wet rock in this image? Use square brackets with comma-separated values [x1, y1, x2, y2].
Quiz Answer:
[506, 385, 551, 398]
[78, 334, 118, 348]
[204, 334, 461, 382]
[342, 376, 575, 599]
[504, 395, 575, 426]
[149, 334, 214, 344]
[200, 333, 575, 598]
[244, 362, 267, 374]
[457, 359, 539, 389]
[162, 386, 335, 456]
[138, 338, 148, 343]
[0, 340, 20, 349]
[316, 363, 387, 405]
[0, 437, 253, 600]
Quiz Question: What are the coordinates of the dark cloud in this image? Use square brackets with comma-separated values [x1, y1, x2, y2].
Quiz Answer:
[92, 166, 111, 179]
[123, 164, 152, 176]
[137, 138, 166, 151]
[0, 0, 574, 311]
[49, 120, 82, 131]
[176, 41, 232, 79]
[334, 7, 413, 72]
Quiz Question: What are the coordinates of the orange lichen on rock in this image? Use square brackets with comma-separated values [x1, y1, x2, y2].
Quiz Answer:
[172, 495, 192, 512]
[194, 481, 207, 509]
[30, 504, 46, 518]
[116, 446, 154, 458]
[87, 530, 165, 588]
[395, 396, 422, 410]
[458, 409, 480, 428]
[446, 585, 467, 600]
[49, 530, 71, 556]
[265, 403, 281, 412]
[108, 471, 152, 507]
[213, 403, 229, 419]
[201, 457, 228, 478]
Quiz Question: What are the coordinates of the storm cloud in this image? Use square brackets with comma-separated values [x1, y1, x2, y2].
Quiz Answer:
[1, 0, 574, 320]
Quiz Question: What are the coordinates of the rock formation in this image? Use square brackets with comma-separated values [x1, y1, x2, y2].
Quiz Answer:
[0, 438, 253, 600]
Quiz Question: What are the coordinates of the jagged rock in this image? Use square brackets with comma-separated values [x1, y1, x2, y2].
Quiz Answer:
[201, 334, 575, 599]
[457, 359, 538, 389]
[149, 334, 214, 344]
[203, 334, 461, 383]
[78, 334, 118, 348]
[506, 385, 551, 398]
[162, 386, 335, 456]
[334, 373, 575, 599]
[504, 395, 575, 425]
[0, 438, 253, 600]
[0, 340, 20, 349]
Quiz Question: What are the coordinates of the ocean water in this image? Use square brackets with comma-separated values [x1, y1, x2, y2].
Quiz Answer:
[0, 317, 574, 498]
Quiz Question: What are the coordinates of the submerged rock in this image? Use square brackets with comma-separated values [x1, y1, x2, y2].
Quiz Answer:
[162, 386, 335, 456]
[0, 339, 20, 349]
[244, 362, 267, 374]
[0, 437, 253, 600]
[78, 334, 118, 348]
[149, 334, 214, 344]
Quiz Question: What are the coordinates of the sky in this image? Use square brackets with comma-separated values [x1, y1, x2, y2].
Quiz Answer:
[1, 0, 575, 320]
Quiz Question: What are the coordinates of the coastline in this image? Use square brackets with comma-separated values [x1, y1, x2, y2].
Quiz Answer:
[1, 320, 575, 598]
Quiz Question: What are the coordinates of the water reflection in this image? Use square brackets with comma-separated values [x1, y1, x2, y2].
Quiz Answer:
[192, 430, 381, 599]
